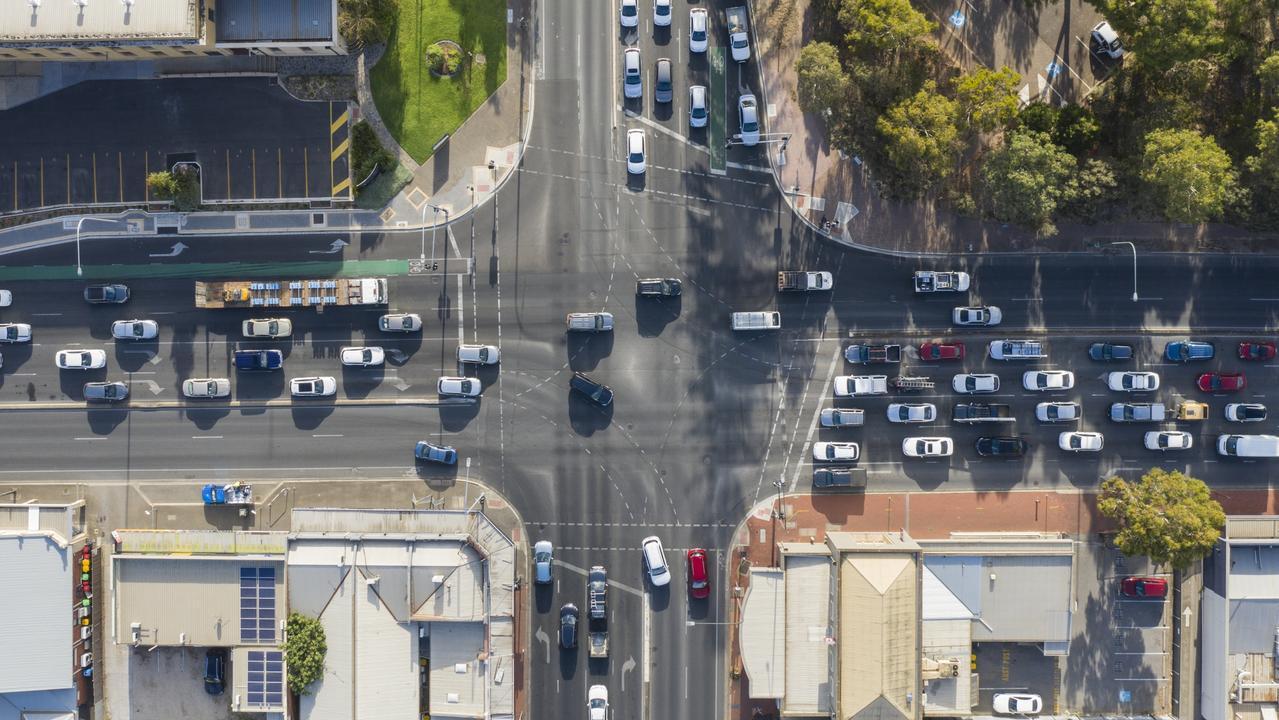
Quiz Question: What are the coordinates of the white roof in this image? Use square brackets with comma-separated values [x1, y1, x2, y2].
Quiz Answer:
[0, 536, 73, 695]
[0, 0, 199, 42]
[783, 556, 832, 715]
[428, 623, 486, 718]
[739, 568, 784, 698]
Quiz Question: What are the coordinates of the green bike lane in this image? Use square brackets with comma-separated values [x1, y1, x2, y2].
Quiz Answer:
[0, 258, 415, 282]
[710, 46, 727, 174]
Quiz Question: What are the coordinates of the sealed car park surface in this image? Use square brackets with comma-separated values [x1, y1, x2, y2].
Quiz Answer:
[0, 77, 346, 211]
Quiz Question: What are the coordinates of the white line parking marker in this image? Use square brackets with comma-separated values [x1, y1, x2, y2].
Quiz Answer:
[192, 435, 223, 439]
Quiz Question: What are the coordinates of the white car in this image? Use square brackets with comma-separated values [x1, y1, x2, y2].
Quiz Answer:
[820, 408, 864, 427]
[641, 535, 671, 586]
[813, 441, 860, 461]
[458, 344, 501, 365]
[438, 376, 482, 397]
[183, 377, 231, 399]
[689, 85, 708, 128]
[952, 306, 1002, 326]
[626, 129, 646, 175]
[833, 375, 887, 397]
[653, 0, 671, 26]
[1107, 371, 1159, 392]
[379, 313, 422, 333]
[588, 685, 609, 720]
[1035, 401, 1079, 423]
[737, 94, 760, 146]
[1059, 431, 1104, 452]
[993, 693, 1042, 716]
[689, 8, 709, 52]
[887, 403, 936, 423]
[242, 318, 293, 338]
[340, 346, 385, 367]
[619, 0, 638, 27]
[1144, 431, 1193, 451]
[1023, 370, 1075, 391]
[111, 319, 159, 341]
[953, 373, 999, 394]
[0, 289, 10, 306]
[1091, 20, 1124, 59]
[0, 323, 32, 343]
[56, 349, 107, 370]
[623, 48, 642, 99]
[902, 436, 953, 458]
[290, 376, 337, 397]
[1225, 403, 1267, 422]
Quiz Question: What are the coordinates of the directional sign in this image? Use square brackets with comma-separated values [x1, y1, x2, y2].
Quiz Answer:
[949, 9, 965, 27]
[309, 239, 349, 255]
[148, 241, 188, 258]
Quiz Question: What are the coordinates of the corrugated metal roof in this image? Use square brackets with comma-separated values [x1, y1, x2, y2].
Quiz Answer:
[301, 566, 354, 720]
[1228, 545, 1279, 598]
[489, 618, 515, 715]
[1201, 590, 1229, 720]
[783, 555, 832, 715]
[357, 586, 418, 720]
[0, 0, 198, 42]
[926, 555, 1072, 643]
[839, 552, 917, 720]
[740, 569, 785, 699]
[0, 537, 72, 694]
[0, 690, 76, 719]
[1228, 599, 1279, 652]
[922, 618, 973, 714]
[217, 0, 334, 43]
[428, 623, 486, 718]
[922, 567, 974, 621]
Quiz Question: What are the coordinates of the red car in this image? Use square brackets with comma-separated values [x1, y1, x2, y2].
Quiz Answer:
[918, 341, 965, 361]
[1198, 372, 1246, 393]
[1120, 576, 1168, 599]
[687, 548, 710, 599]
[1238, 341, 1276, 361]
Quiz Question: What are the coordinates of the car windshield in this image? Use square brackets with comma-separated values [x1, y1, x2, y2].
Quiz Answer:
[535, 551, 551, 562]
[1, 328, 13, 339]
[201, 382, 215, 394]
[131, 324, 144, 336]
[622, 3, 636, 14]
[692, 105, 706, 118]
[360, 349, 372, 362]
[692, 27, 705, 39]
[477, 348, 489, 362]
[732, 36, 747, 48]
[267, 321, 278, 334]
[743, 118, 758, 132]
[630, 150, 643, 163]
[656, 3, 669, 14]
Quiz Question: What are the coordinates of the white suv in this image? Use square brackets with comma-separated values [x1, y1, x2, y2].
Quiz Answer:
[641, 536, 671, 586]
[737, 94, 760, 146]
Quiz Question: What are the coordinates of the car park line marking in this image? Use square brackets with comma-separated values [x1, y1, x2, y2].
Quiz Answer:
[74, 437, 108, 441]
[192, 435, 223, 440]
[312, 434, 343, 438]
[31, 312, 62, 317]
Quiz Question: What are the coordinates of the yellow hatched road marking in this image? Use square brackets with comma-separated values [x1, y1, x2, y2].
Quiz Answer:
[332, 177, 352, 196]
[331, 138, 350, 162]
[330, 109, 349, 133]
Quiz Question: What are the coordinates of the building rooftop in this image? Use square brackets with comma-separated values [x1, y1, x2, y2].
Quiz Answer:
[740, 568, 784, 699]
[0, 0, 200, 43]
[216, 0, 334, 43]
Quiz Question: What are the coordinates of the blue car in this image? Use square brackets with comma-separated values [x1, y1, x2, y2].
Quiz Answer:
[233, 349, 283, 371]
[414, 441, 457, 465]
[203, 649, 226, 695]
[1165, 340, 1215, 363]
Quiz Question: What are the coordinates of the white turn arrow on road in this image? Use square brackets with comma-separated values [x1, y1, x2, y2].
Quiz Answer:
[129, 379, 164, 395]
[148, 241, 188, 258]
[122, 348, 163, 365]
[621, 655, 636, 692]
[534, 626, 550, 664]
[309, 239, 349, 255]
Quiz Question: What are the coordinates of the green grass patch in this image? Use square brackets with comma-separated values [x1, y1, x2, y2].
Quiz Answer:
[370, 0, 507, 162]
[355, 163, 414, 209]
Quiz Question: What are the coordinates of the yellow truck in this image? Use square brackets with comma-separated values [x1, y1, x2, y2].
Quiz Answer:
[195, 278, 388, 310]
[1175, 401, 1208, 421]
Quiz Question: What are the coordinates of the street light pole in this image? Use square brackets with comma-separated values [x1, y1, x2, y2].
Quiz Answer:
[1108, 241, 1138, 302]
[75, 216, 119, 277]
[421, 204, 450, 269]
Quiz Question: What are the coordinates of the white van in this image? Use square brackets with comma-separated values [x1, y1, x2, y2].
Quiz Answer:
[640, 535, 670, 586]
[1216, 434, 1279, 457]
[731, 311, 781, 330]
[567, 312, 614, 332]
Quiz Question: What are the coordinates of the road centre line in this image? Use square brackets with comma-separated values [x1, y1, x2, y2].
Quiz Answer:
[192, 435, 223, 439]
[312, 434, 343, 438]
[74, 437, 108, 441]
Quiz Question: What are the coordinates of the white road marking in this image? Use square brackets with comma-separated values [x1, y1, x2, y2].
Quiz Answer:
[192, 435, 223, 439]
[74, 437, 107, 441]
[31, 313, 62, 317]
[312, 434, 343, 438]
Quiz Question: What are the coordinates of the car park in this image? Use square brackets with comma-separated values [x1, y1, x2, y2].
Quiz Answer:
[918, 341, 964, 361]
[1035, 402, 1079, 422]
[291, 376, 336, 397]
[952, 306, 1001, 326]
[687, 548, 710, 599]
[820, 408, 864, 427]
[559, 604, 580, 649]
[620, 0, 638, 27]
[0, 323, 31, 342]
[993, 693, 1042, 715]
[183, 378, 231, 398]
[1091, 20, 1125, 59]
[56, 349, 106, 370]
[902, 437, 953, 458]
[623, 48, 642, 99]
[887, 403, 936, 423]
[234, 349, 283, 371]
[1059, 431, 1104, 452]
[654, 58, 673, 103]
[534, 540, 554, 583]
[1088, 342, 1132, 361]
[588, 685, 609, 720]
[1023, 370, 1074, 391]
[379, 313, 422, 332]
[458, 344, 501, 364]
[1108, 371, 1159, 392]
[568, 312, 614, 332]
[84, 381, 128, 402]
[414, 441, 458, 465]
[813, 442, 860, 461]
[1120, 576, 1168, 598]
[84, 284, 129, 304]
[1238, 340, 1276, 360]
[641, 535, 671, 586]
[341, 346, 385, 367]
[653, 0, 671, 25]
[1144, 431, 1193, 451]
[438, 376, 481, 397]
[737, 94, 760, 146]
[1198, 371, 1245, 393]
[975, 436, 1028, 457]
[689, 9, 708, 52]
[952, 374, 999, 394]
[626, 129, 646, 174]
[204, 649, 226, 695]
[111, 319, 158, 340]
[1110, 402, 1167, 422]
[1226, 403, 1267, 422]
[637, 278, 682, 296]
[571, 372, 615, 406]
[1165, 340, 1215, 362]
[689, 85, 708, 128]
[242, 318, 292, 338]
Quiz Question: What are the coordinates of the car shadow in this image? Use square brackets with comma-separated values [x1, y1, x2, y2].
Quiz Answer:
[340, 366, 384, 399]
[567, 333, 613, 371]
[440, 399, 481, 432]
[232, 373, 285, 411]
[85, 407, 127, 433]
[568, 394, 613, 436]
[635, 295, 681, 337]
[415, 459, 459, 486]
[290, 404, 335, 430]
[185, 406, 232, 430]
[558, 639, 579, 680]
[115, 340, 160, 373]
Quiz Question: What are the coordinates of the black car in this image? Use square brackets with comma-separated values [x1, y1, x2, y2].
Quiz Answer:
[204, 648, 226, 695]
[559, 603, 580, 649]
[1088, 342, 1133, 361]
[84, 284, 130, 304]
[975, 436, 1029, 457]
[570, 372, 614, 406]
[813, 466, 867, 490]
[636, 278, 682, 297]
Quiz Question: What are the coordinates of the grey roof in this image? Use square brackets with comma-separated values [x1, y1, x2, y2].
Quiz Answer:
[925, 554, 1072, 643]
[0, 0, 198, 43]
[1227, 544, 1279, 598]
[217, 0, 334, 43]
[1228, 599, 1279, 652]
[0, 536, 73, 694]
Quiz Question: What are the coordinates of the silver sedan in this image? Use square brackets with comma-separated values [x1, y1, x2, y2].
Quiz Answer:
[111, 319, 159, 341]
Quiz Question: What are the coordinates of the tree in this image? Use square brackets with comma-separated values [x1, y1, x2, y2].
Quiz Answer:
[980, 131, 1076, 235]
[796, 42, 850, 116]
[1100, 0, 1219, 71]
[1017, 102, 1060, 135]
[1246, 118, 1279, 192]
[1260, 53, 1279, 103]
[875, 81, 960, 192]
[1098, 469, 1224, 569]
[284, 613, 328, 695]
[145, 167, 200, 211]
[1061, 157, 1120, 219]
[338, 0, 395, 48]
[1140, 128, 1238, 222]
[838, 0, 935, 57]
[951, 67, 1021, 133]
[1052, 104, 1100, 156]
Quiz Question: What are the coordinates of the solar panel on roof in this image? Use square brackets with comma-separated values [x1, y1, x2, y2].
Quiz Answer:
[246, 650, 285, 707]
[240, 567, 278, 643]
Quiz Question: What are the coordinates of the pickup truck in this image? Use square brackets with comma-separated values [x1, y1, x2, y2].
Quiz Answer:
[234, 349, 283, 371]
[1110, 403, 1167, 422]
[84, 284, 130, 304]
[913, 271, 970, 293]
[636, 278, 682, 297]
[989, 340, 1047, 360]
[201, 482, 253, 505]
[953, 403, 1014, 423]
[844, 343, 902, 364]
[726, 6, 750, 62]
[777, 271, 833, 292]
[834, 375, 888, 397]
[588, 565, 608, 658]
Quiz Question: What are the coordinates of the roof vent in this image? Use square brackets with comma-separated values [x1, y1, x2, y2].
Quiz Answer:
[28, 0, 41, 8]
[432, 574, 445, 584]
[73, 0, 88, 7]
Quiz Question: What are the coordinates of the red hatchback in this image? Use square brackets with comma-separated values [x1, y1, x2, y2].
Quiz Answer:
[918, 341, 965, 361]
[1120, 576, 1168, 598]
[1198, 371, 1246, 393]
[687, 548, 710, 599]
[1238, 341, 1276, 361]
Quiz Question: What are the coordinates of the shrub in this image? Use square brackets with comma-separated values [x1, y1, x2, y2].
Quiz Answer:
[284, 613, 327, 695]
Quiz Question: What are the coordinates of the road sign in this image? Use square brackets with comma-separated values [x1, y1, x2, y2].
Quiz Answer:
[949, 10, 965, 27]
[1046, 62, 1063, 79]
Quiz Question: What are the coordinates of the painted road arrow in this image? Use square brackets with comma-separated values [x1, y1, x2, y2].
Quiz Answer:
[121, 348, 163, 366]
[148, 241, 188, 258]
[128, 379, 164, 395]
[621, 656, 636, 691]
[534, 627, 550, 664]
[309, 239, 349, 255]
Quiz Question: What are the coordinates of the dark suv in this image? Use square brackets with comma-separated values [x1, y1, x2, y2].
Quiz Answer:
[975, 436, 1029, 457]
[559, 603, 579, 649]
[571, 372, 614, 406]
[204, 648, 226, 695]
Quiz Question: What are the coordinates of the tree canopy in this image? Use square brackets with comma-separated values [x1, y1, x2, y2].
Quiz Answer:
[876, 81, 960, 191]
[1098, 469, 1225, 569]
[285, 613, 328, 695]
[1101, 0, 1219, 70]
[1140, 128, 1238, 222]
[837, 0, 935, 57]
[796, 42, 851, 116]
[980, 131, 1076, 235]
[952, 67, 1021, 134]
